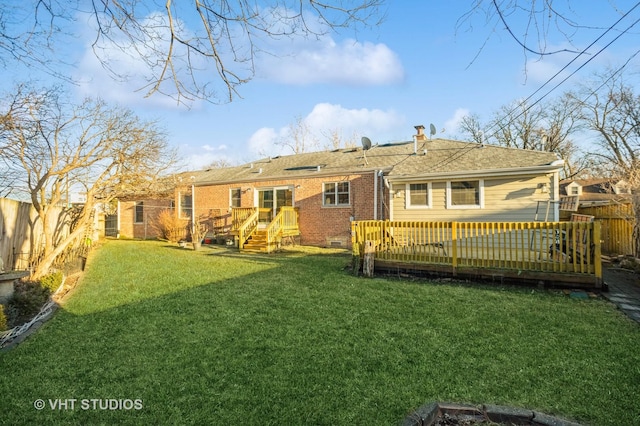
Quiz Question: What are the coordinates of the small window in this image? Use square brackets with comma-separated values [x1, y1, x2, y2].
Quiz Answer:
[323, 181, 350, 206]
[180, 193, 193, 219]
[134, 201, 144, 223]
[230, 188, 241, 208]
[569, 186, 579, 195]
[406, 183, 431, 208]
[447, 180, 483, 209]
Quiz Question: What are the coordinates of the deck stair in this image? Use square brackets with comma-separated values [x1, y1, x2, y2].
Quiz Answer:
[234, 206, 299, 253]
[242, 230, 272, 253]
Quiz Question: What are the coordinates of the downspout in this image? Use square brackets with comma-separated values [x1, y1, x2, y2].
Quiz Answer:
[383, 176, 390, 221]
[552, 172, 560, 221]
[373, 171, 378, 220]
[191, 184, 195, 225]
[378, 170, 385, 220]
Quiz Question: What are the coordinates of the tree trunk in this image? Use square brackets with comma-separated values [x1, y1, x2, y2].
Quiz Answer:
[363, 240, 375, 278]
[31, 222, 87, 280]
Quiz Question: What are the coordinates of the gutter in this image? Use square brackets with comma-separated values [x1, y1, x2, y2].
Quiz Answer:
[192, 166, 396, 187]
[388, 161, 564, 183]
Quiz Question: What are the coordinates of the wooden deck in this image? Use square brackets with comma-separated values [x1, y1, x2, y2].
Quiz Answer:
[352, 220, 603, 288]
[232, 207, 300, 253]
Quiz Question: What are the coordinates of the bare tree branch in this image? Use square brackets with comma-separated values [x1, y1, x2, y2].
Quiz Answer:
[0, 1, 384, 105]
[0, 83, 177, 277]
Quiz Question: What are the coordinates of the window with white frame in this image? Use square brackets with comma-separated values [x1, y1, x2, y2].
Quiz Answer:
[323, 181, 350, 206]
[447, 180, 484, 209]
[230, 188, 241, 208]
[134, 201, 144, 223]
[406, 183, 431, 208]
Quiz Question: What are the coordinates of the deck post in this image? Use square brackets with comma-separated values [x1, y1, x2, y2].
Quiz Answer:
[594, 222, 603, 288]
[451, 222, 458, 277]
[363, 240, 375, 277]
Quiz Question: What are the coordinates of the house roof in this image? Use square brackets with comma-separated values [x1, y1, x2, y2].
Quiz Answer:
[187, 139, 562, 186]
[559, 178, 631, 204]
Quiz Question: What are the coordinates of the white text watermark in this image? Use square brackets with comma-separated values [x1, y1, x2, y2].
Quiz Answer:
[34, 398, 143, 411]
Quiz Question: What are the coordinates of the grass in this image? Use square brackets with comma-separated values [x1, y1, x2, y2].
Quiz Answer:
[1, 240, 639, 425]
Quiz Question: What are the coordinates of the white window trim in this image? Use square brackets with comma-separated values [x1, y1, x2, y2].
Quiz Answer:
[446, 179, 484, 209]
[322, 181, 351, 207]
[405, 182, 432, 209]
[230, 187, 242, 208]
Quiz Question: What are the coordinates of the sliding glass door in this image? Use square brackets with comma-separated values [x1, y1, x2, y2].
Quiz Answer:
[257, 187, 293, 222]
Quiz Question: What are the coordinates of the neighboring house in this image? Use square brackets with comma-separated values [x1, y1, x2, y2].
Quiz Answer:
[108, 198, 174, 239]
[560, 178, 632, 208]
[180, 126, 564, 249]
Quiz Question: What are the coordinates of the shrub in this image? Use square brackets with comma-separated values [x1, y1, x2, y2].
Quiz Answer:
[0, 304, 7, 331]
[40, 271, 64, 294]
[7, 280, 51, 327]
[153, 209, 188, 242]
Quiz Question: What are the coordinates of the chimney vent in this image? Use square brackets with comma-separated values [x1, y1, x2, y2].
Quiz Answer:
[414, 125, 427, 141]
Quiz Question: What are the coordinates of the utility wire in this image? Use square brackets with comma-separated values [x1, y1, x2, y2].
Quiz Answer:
[482, 2, 640, 143]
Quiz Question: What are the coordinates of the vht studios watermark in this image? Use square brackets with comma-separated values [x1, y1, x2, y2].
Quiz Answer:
[33, 398, 143, 411]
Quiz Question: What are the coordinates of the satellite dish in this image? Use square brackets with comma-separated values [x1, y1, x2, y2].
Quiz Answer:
[361, 136, 372, 150]
[429, 124, 436, 137]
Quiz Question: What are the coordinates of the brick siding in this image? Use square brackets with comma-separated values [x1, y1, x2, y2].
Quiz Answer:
[181, 171, 387, 248]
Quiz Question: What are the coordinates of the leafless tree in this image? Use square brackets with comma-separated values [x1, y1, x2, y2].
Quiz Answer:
[457, 1, 623, 72]
[1, 1, 384, 104]
[458, 113, 485, 144]
[321, 127, 358, 150]
[458, 95, 587, 178]
[569, 71, 640, 256]
[0, 84, 177, 278]
[205, 158, 235, 169]
[276, 116, 319, 154]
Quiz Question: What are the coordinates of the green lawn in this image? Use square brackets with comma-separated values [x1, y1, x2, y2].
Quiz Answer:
[1, 240, 639, 425]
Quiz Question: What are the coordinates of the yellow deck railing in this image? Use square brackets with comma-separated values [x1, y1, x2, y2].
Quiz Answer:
[232, 207, 299, 252]
[262, 207, 300, 253]
[237, 209, 259, 249]
[232, 207, 256, 230]
[352, 220, 602, 287]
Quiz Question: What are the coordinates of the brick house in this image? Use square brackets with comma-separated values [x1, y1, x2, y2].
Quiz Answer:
[175, 126, 564, 249]
[108, 198, 174, 239]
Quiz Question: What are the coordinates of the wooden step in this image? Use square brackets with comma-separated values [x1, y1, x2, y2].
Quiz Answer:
[242, 230, 270, 252]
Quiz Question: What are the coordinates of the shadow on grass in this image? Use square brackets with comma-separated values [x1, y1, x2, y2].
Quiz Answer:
[0, 240, 638, 426]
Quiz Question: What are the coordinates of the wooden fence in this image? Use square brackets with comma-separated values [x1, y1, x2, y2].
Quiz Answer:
[577, 203, 635, 256]
[0, 198, 75, 272]
[352, 220, 603, 288]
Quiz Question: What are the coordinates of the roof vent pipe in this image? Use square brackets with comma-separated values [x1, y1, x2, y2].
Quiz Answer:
[413, 135, 417, 154]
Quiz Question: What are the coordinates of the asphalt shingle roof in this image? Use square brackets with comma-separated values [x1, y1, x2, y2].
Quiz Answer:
[188, 139, 561, 185]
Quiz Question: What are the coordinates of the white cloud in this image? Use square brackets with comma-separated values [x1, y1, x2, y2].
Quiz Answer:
[202, 144, 228, 152]
[305, 103, 403, 134]
[247, 127, 287, 158]
[73, 12, 205, 109]
[258, 38, 404, 85]
[244, 103, 405, 159]
[443, 108, 470, 136]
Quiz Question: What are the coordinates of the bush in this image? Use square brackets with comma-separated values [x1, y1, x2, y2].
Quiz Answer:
[6, 280, 51, 327]
[153, 209, 188, 242]
[0, 304, 7, 331]
[40, 271, 64, 293]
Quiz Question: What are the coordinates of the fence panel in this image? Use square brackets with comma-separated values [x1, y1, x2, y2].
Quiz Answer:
[0, 198, 69, 272]
[578, 203, 635, 255]
[351, 220, 602, 287]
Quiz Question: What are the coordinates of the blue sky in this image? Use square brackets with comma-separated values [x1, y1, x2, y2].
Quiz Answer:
[7, 1, 640, 170]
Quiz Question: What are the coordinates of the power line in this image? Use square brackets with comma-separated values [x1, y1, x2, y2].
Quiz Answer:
[482, 2, 640, 143]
